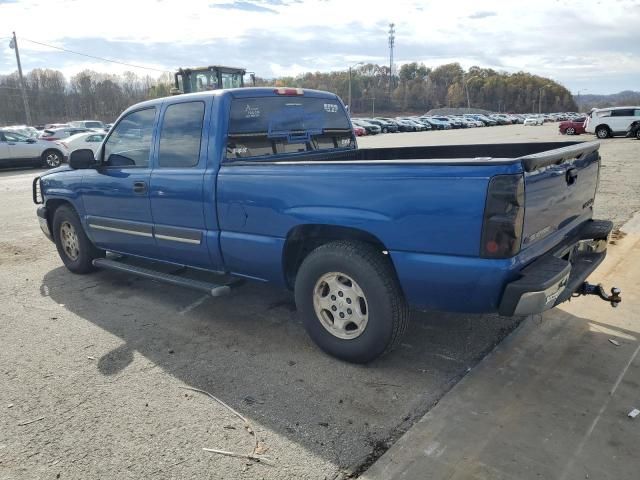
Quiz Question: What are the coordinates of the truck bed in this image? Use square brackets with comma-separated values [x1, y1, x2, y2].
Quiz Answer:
[237, 141, 599, 172]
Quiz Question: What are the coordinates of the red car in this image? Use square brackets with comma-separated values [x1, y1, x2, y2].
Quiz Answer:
[559, 117, 586, 135]
[353, 125, 366, 136]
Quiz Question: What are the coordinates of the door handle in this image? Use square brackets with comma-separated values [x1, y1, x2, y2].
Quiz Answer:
[133, 181, 147, 194]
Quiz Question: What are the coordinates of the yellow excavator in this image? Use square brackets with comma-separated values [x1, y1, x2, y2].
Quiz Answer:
[172, 65, 255, 94]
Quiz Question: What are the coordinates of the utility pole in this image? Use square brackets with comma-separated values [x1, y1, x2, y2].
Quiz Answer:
[9, 32, 32, 125]
[348, 67, 352, 114]
[371, 96, 376, 117]
[348, 62, 364, 115]
[538, 84, 551, 114]
[388, 23, 395, 95]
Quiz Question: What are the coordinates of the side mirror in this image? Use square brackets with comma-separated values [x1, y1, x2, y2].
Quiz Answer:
[69, 149, 96, 169]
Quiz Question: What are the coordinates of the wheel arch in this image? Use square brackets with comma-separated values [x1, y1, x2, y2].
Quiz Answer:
[44, 198, 78, 237]
[282, 224, 397, 289]
[595, 124, 611, 136]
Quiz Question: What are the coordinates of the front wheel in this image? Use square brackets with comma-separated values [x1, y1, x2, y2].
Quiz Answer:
[566, 127, 575, 135]
[636, 129, 640, 140]
[294, 241, 409, 363]
[53, 205, 104, 273]
[42, 149, 62, 168]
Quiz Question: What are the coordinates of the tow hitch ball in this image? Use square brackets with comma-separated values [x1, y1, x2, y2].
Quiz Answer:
[576, 282, 622, 307]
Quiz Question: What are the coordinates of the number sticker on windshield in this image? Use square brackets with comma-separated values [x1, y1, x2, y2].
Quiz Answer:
[324, 103, 338, 113]
[244, 105, 260, 118]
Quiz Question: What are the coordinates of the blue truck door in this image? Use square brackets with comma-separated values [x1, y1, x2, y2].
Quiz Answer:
[149, 100, 219, 269]
[81, 108, 157, 256]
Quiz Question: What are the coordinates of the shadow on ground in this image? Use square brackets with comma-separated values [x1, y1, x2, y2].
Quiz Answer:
[40, 265, 523, 473]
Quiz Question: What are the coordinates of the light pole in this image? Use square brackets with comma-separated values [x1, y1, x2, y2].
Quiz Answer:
[538, 84, 552, 114]
[464, 75, 478, 111]
[9, 32, 32, 125]
[348, 62, 364, 114]
[575, 89, 587, 112]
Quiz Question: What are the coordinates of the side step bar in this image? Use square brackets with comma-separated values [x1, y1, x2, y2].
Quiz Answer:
[92, 258, 232, 297]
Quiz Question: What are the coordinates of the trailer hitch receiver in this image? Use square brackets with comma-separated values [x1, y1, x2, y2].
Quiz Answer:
[576, 282, 621, 307]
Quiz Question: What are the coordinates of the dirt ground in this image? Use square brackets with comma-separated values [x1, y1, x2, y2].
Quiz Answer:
[0, 124, 637, 480]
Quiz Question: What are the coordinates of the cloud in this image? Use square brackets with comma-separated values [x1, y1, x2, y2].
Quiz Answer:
[209, 1, 278, 13]
[1, 0, 639, 94]
[468, 11, 497, 19]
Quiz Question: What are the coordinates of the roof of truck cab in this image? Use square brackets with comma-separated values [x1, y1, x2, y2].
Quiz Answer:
[121, 87, 341, 113]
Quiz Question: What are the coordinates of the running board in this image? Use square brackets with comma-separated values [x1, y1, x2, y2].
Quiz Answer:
[92, 258, 232, 297]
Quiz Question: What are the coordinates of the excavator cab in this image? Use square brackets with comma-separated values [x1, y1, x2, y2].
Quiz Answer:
[173, 66, 253, 94]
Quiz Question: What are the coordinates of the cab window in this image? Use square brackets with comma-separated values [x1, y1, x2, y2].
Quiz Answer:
[158, 102, 205, 168]
[225, 96, 354, 161]
[103, 108, 156, 167]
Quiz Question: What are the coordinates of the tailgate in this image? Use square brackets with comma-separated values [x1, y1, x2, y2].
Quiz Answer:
[520, 142, 600, 250]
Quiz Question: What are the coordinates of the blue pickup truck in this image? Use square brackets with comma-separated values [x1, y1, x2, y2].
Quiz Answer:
[33, 87, 620, 362]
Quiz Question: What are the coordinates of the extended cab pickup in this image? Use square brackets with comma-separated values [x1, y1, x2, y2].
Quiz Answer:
[33, 88, 619, 363]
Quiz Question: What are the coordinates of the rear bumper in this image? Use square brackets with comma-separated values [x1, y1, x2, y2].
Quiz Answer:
[498, 219, 612, 316]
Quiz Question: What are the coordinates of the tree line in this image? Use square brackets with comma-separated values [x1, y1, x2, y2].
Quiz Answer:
[272, 63, 577, 114]
[0, 68, 173, 126]
[0, 62, 578, 125]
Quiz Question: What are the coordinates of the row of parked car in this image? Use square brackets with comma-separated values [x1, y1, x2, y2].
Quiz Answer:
[351, 108, 640, 140]
[0, 120, 110, 169]
[349, 111, 590, 136]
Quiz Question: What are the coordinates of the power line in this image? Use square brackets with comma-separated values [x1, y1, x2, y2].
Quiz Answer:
[20, 37, 171, 74]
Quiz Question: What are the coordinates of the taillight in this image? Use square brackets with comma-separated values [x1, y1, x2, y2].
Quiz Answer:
[480, 174, 525, 258]
[274, 87, 304, 96]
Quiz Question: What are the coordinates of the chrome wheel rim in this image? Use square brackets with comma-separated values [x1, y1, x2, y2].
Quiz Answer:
[313, 272, 368, 340]
[46, 152, 61, 167]
[597, 129, 608, 139]
[60, 221, 80, 260]
[567, 128, 574, 135]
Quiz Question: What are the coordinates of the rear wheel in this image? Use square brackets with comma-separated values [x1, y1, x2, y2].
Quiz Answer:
[566, 127, 575, 135]
[636, 129, 640, 140]
[596, 126, 610, 139]
[42, 149, 62, 168]
[382, 127, 388, 133]
[294, 241, 409, 363]
[53, 205, 104, 273]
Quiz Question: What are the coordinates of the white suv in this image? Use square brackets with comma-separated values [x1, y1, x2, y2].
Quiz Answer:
[585, 106, 640, 138]
[0, 130, 64, 169]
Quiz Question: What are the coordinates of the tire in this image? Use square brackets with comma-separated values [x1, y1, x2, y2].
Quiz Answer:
[52, 205, 104, 274]
[566, 127, 575, 135]
[42, 149, 62, 168]
[294, 241, 409, 363]
[636, 130, 640, 140]
[596, 126, 610, 139]
[382, 127, 388, 133]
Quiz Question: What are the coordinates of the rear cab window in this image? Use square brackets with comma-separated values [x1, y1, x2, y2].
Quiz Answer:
[225, 94, 355, 161]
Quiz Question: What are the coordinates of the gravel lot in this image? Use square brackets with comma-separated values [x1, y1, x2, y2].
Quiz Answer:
[1, 123, 637, 480]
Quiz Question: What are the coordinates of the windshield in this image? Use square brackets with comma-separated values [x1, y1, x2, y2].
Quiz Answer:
[85, 121, 104, 128]
[226, 96, 354, 161]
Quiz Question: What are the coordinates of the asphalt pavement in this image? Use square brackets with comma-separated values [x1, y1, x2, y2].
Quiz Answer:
[0, 124, 638, 479]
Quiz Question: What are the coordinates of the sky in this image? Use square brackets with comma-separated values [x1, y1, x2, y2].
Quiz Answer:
[1, 0, 639, 94]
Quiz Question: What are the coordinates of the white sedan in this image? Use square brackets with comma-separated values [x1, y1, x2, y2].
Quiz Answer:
[55, 131, 107, 157]
[524, 116, 544, 126]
